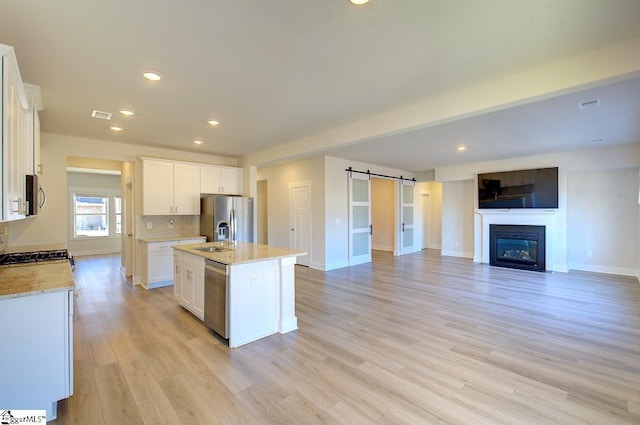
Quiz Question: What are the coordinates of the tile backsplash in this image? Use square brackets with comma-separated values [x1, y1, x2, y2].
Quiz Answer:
[136, 215, 200, 239]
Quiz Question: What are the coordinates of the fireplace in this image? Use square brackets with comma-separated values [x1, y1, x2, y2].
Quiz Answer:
[489, 224, 546, 272]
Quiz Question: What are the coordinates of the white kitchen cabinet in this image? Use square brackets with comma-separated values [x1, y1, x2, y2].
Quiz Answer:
[141, 237, 206, 289]
[173, 162, 201, 214]
[145, 241, 174, 288]
[24, 83, 43, 176]
[201, 164, 242, 195]
[1, 44, 41, 222]
[0, 289, 74, 421]
[175, 251, 205, 319]
[1, 44, 30, 221]
[140, 158, 201, 215]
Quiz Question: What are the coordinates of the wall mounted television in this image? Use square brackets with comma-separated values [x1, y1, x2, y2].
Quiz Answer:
[478, 167, 558, 209]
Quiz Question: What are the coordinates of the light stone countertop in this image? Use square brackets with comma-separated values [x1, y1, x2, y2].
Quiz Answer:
[138, 236, 207, 243]
[0, 260, 75, 300]
[173, 241, 306, 265]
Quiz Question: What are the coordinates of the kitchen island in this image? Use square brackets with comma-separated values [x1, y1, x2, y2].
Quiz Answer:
[172, 242, 305, 348]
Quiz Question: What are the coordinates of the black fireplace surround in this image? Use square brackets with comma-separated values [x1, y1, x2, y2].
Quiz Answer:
[489, 224, 546, 272]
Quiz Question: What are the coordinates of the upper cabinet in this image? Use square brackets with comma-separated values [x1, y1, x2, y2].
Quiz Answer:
[24, 84, 43, 176]
[140, 158, 201, 215]
[201, 165, 242, 195]
[1, 44, 39, 222]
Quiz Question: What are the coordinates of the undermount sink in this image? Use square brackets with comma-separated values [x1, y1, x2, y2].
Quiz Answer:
[194, 246, 231, 253]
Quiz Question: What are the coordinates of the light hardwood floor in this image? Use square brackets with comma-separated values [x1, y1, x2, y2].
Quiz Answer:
[53, 250, 640, 424]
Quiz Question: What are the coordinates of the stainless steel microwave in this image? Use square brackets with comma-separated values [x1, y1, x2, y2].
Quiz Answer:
[25, 174, 46, 216]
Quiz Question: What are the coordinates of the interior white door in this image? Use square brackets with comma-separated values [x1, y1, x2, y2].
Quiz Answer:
[399, 180, 418, 255]
[421, 193, 431, 250]
[348, 173, 371, 265]
[289, 185, 310, 266]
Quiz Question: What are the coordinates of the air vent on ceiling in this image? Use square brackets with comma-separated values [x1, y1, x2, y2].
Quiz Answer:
[91, 110, 112, 120]
[578, 99, 601, 110]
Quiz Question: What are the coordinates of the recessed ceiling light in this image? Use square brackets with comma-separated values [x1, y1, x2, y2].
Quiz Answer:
[193, 140, 204, 145]
[207, 120, 220, 126]
[142, 71, 162, 81]
[119, 110, 134, 116]
[350, 0, 369, 4]
[110, 126, 123, 132]
[456, 145, 467, 152]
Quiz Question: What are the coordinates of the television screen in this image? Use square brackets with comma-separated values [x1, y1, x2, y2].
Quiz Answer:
[477, 167, 558, 209]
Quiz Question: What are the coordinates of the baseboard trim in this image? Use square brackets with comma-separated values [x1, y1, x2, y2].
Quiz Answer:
[72, 248, 121, 257]
[279, 317, 298, 334]
[372, 244, 394, 252]
[323, 260, 350, 271]
[569, 263, 638, 277]
[441, 250, 474, 259]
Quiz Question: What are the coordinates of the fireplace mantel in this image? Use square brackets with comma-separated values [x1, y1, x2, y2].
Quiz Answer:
[474, 209, 559, 271]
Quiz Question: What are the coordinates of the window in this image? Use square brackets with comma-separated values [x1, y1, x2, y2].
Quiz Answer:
[115, 195, 122, 234]
[74, 194, 109, 237]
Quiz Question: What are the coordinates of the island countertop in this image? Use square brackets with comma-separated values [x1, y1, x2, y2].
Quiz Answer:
[0, 261, 75, 300]
[173, 241, 306, 265]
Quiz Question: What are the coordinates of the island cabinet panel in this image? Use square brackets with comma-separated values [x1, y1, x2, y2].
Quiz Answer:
[0, 290, 73, 421]
[228, 260, 279, 348]
[175, 251, 205, 320]
[173, 252, 181, 300]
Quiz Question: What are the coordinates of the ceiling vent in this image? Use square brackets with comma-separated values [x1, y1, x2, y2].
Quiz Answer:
[91, 110, 112, 120]
[578, 99, 601, 110]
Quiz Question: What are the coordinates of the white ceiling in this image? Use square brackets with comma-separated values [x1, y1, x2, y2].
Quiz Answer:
[1, 0, 640, 172]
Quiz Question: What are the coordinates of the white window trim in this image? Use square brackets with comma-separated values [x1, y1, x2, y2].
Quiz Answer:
[69, 187, 122, 241]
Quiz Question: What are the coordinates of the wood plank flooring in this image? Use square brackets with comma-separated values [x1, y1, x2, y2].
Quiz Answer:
[53, 250, 640, 424]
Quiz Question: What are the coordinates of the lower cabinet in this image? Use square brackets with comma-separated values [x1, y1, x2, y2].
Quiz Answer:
[174, 252, 205, 320]
[0, 290, 73, 421]
[140, 237, 205, 289]
[145, 242, 173, 288]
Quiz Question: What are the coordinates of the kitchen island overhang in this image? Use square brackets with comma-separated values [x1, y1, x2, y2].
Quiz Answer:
[172, 242, 306, 348]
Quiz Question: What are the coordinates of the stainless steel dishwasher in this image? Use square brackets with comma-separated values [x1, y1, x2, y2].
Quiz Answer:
[204, 260, 228, 338]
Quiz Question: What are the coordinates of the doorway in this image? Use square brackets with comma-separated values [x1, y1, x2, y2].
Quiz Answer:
[289, 182, 311, 266]
[421, 193, 431, 249]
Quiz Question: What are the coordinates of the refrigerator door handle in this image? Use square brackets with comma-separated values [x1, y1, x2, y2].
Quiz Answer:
[229, 208, 236, 244]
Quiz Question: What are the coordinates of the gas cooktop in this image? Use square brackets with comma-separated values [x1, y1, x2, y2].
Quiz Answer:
[0, 249, 73, 266]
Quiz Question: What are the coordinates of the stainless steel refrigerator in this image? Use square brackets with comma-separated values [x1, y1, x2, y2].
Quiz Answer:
[200, 195, 254, 243]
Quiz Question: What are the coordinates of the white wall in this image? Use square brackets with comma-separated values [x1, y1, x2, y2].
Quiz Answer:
[257, 156, 415, 271]
[67, 172, 121, 256]
[567, 167, 639, 275]
[371, 178, 395, 251]
[435, 143, 640, 275]
[324, 156, 415, 270]
[257, 157, 326, 269]
[7, 133, 236, 249]
[441, 180, 475, 258]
